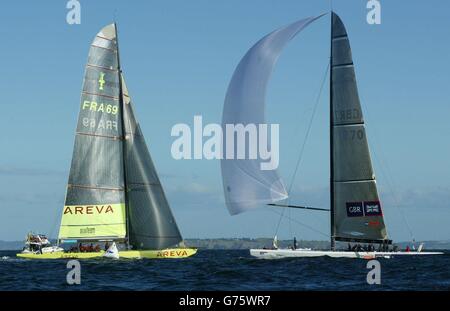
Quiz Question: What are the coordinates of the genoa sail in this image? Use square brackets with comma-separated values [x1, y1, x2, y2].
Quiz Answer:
[121, 75, 183, 250]
[221, 15, 324, 215]
[59, 24, 127, 240]
[330, 13, 388, 243]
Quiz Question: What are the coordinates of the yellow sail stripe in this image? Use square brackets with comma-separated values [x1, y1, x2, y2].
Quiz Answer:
[58, 203, 126, 239]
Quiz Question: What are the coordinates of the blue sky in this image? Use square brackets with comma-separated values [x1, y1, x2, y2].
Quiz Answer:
[0, 1, 449, 242]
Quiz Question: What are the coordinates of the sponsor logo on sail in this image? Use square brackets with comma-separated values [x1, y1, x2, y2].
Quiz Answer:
[364, 201, 383, 216]
[346, 202, 364, 217]
[366, 220, 380, 227]
[98, 72, 106, 90]
[345, 231, 365, 237]
[63, 205, 115, 215]
[346, 201, 382, 217]
[59, 203, 126, 239]
[80, 227, 95, 235]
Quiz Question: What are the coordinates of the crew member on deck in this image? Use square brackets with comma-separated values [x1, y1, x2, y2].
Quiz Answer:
[293, 237, 297, 250]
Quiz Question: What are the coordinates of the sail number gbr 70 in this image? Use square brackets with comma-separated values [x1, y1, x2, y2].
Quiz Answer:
[337, 128, 365, 140]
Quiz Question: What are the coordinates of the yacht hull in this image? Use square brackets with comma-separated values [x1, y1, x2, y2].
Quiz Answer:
[16, 248, 197, 259]
[250, 249, 443, 259]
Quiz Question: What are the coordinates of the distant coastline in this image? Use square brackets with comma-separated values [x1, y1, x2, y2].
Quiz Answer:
[184, 238, 450, 250]
[1, 238, 449, 251]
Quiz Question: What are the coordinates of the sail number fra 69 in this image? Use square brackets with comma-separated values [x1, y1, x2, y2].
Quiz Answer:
[82, 100, 118, 115]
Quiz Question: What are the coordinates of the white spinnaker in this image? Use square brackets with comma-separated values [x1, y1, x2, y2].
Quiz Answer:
[221, 15, 325, 215]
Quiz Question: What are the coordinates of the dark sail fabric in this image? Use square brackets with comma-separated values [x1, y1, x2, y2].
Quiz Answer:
[331, 13, 388, 242]
[59, 24, 127, 240]
[121, 75, 183, 249]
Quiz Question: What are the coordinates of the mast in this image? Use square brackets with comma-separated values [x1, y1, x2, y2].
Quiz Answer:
[328, 13, 389, 246]
[329, 11, 336, 251]
[114, 22, 131, 249]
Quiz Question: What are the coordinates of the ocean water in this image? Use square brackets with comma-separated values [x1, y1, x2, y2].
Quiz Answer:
[0, 250, 449, 290]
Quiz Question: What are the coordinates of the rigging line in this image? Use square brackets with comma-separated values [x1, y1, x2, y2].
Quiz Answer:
[274, 62, 330, 239]
[286, 62, 330, 196]
[273, 208, 286, 237]
[53, 186, 71, 244]
[272, 62, 330, 238]
[268, 208, 329, 238]
[373, 146, 414, 240]
[288, 207, 292, 238]
[48, 201, 62, 241]
[362, 95, 415, 242]
[382, 158, 414, 240]
[361, 91, 415, 241]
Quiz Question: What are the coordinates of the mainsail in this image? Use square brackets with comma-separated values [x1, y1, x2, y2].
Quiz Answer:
[59, 24, 182, 249]
[330, 13, 388, 244]
[121, 75, 183, 249]
[59, 24, 126, 241]
[221, 15, 324, 215]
